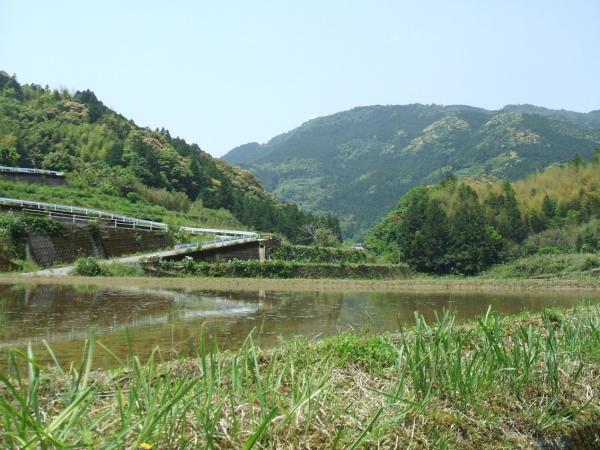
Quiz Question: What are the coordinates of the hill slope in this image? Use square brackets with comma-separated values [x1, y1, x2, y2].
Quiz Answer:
[365, 154, 600, 274]
[223, 104, 600, 238]
[0, 71, 340, 243]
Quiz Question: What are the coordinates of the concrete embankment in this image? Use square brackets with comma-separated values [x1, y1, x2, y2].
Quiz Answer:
[25, 223, 172, 267]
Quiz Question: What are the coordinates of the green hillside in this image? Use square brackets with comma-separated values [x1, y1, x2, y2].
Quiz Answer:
[366, 153, 600, 274]
[223, 104, 600, 238]
[0, 72, 340, 243]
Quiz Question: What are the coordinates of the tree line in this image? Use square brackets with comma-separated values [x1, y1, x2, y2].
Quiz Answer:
[367, 151, 600, 274]
[0, 72, 341, 243]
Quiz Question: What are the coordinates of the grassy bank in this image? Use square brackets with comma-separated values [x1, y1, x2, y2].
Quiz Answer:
[4, 273, 600, 294]
[147, 259, 411, 280]
[484, 252, 600, 279]
[1, 305, 599, 448]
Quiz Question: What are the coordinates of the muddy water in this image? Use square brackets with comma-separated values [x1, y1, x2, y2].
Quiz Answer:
[1, 283, 598, 368]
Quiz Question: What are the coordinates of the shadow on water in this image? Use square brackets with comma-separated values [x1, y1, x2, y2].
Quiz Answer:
[1, 282, 599, 368]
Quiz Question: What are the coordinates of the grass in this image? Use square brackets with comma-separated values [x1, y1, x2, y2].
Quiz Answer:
[4, 273, 600, 295]
[484, 253, 600, 279]
[71, 258, 145, 277]
[0, 178, 243, 230]
[1, 305, 600, 448]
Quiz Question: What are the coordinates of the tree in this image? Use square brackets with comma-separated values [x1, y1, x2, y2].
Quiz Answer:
[314, 227, 340, 247]
[0, 134, 19, 165]
[74, 89, 105, 123]
[413, 199, 450, 273]
[42, 150, 74, 172]
[397, 188, 429, 264]
[541, 194, 556, 219]
[570, 153, 583, 168]
[527, 209, 548, 233]
[494, 183, 527, 243]
[448, 185, 503, 275]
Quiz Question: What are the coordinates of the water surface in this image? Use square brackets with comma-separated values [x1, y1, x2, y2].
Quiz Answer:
[1, 283, 598, 368]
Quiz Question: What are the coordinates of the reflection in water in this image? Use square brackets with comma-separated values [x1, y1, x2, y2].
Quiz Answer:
[0, 283, 598, 368]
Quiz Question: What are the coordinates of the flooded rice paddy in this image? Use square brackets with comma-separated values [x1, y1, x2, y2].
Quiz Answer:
[1, 282, 599, 368]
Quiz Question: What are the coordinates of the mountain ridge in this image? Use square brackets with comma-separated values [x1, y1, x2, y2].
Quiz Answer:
[223, 103, 600, 238]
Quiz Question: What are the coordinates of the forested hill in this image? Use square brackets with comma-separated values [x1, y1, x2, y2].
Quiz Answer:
[223, 104, 600, 239]
[366, 153, 600, 275]
[0, 72, 340, 243]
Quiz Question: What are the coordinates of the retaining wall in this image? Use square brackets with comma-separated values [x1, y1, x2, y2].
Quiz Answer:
[0, 173, 66, 186]
[26, 224, 173, 266]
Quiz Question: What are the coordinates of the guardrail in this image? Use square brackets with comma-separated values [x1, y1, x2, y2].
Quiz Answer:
[174, 235, 259, 251]
[179, 226, 258, 238]
[0, 197, 167, 231]
[0, 196, 266, 239]
[0, 166, 65, 177]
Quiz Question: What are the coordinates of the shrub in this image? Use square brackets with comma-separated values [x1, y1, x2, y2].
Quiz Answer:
[270, 244, 367, 264]
[155, 259, 411, 279]
[73, 257, 105, 276]
[521, 227, 577, 256]
[0, 213, 64, 258]
[576, 219, 600, 253]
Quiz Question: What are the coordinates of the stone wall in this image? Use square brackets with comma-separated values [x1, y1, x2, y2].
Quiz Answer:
[98, 227, 172, 258]
[25, 224, 173, 266]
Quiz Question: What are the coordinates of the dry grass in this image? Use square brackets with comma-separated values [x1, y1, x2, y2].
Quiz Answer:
[2, 273, 600, 294]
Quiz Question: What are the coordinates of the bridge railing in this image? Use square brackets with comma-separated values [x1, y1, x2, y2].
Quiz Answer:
[174, 235, 259, 251]
[0, 166, 65, 177]
[179, 226, 258, 238]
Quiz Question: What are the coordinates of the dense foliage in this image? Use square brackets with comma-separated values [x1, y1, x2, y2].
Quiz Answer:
[367, 153, 600, 274]
[151, 258, 410, 279]
[224, 104, 600, 238]
[0, 212, 63, 258]
[270, 243, 367, 264]
[73, 256, 105, 276]
[0, 72, 340, 243]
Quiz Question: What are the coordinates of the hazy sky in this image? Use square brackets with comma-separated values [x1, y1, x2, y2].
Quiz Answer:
[1, 1, 599, 156]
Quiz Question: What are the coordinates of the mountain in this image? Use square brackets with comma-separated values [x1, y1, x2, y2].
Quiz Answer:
[223, 104, 600, 238]
[0, 71, 340, 243]
[501, 104, 600, 130]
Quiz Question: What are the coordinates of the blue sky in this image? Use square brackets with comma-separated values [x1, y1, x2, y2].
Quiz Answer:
[1, 1, 599, 156]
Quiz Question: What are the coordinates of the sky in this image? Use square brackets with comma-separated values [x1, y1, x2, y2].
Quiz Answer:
[1, 1, 599, 157]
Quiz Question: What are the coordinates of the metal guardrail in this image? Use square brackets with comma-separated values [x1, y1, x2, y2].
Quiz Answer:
[180, 226, 258, 238]
[174, 242, 201, 250]
[174, 235, 259, 251]
[0, 197, 167, 231]
[0, 196, 267, 239]
[0, 166, 65, 177]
